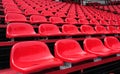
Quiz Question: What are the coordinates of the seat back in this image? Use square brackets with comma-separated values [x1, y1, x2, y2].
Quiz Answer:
[5, 13, 27, 23]
[62, 25, 80, 33]
[55, 39, 83, 57]
[10, 41, 53, 66]
[104, 36, 119, 48]
[80, 25, 95, 33]
[107, 26, 118, 33]
[99, 19, 108, 25]
[90, 19, 100, 25]
[6, 23, 36, 38]
[39, 24, 60, 34]
[84, 38, 103, 51]
[30, 15, 47, 23]
[95, 26, 108, 33]
[24, 8, 39, 15]
[41, 10, 54, 16]
[65, 18, 78, 24]
[49, 17, 64, 23]
[4, 7, 22, 14]
[55, 12, 66, 17]
[78, 19, 89, 25]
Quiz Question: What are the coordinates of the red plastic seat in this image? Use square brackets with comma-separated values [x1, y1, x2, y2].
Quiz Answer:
[6, 23, 38, 38]
[78, 19, 89, 25]
[95, 25, 109, 34]
[62, 25, 81, 35]
[107, 26, 119, 33]
[108, 20, 117, 26]
[5, 13, 27, 23]
[117, 26, 120, 31]
[24, 8, 39, 16]
[55, 12, 66, 17]
[38, 24, 63, 36]
[19, 4, 29, 10]
[41, 10, 54, 16]
[49, 17, 66, 24]
[78, 15, 86, 19]
[4, 7, 22, 14]
[67, 14, 77, 18]
[89, 19, 100, 25]
[65, 18, 78, 24]
[30, 15, 49, 24]
[55, 39, 96, 63]
[99, 19, 109, 25]
[80, 25, 96, 34]
[10, 41, 63, 73]
[84, 38, 118, 57]
[104, 36, 120, 53]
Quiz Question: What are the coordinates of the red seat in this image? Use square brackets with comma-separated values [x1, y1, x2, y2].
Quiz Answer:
[30, 15, 48, 24]
[89, 19, 100, 25]
[80, 25, 96, 34]
[6, 23, 38, 38]
[49, 17, 66, 24]
[55, 12, 66, 17]
[55, 39, 96, 63]
[104, 36, 120, 53]
[67, 14, 77, 18]
[10, 41, 63, 73]
[84, 38, 117, 57]
[107, 26, 119, 33]
[78, 15, 86, 19]
[95, 25, 109, 34]
[117, 26, 120, 31]
[41, 10, 54, 16]
[78, 19, 89, 25]
[5, 13, 27, 23]
[108, 20, 117, 26]
[4, 7, 22, 14]
[99, 19, 109, 25]
[62, 25, 81, 35]
[65, 18, 78, 24]
[38, 24, 63, 36]
[24, 8, 39, 16]
[19, 4, 29, 10]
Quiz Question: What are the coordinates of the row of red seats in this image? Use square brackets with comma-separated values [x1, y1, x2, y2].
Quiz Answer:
[6, 23, 120, 39]
[85, 7, 120, 21]
[94, 5, 120, 13]
[3, 0, 120, 24]
[5, 13, 120, 26]
[10, 37, 120, 73]
[3, 0, 73, 17]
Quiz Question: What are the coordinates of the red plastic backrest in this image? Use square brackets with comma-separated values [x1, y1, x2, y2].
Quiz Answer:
[55, 39, 83, 55]
[95, 26, 107, 32]
[80, 25, 95, 33]
[5, 13, 26, 22]
[104, 36, 119, 48]
[11, 41, 53, 62]
[84, 38, 103, 50]
[90, 19, 100, 25]
[30, 15, 47, 22]
[41, 10, 53, 16]
[39, 24, 60, 33]
[100, 20, 108, 25]
[65, 18, 77, 23]
[50, 17, 63, 22]
[107, 26, 117, 32]
[78, 19, 89, 24]
[55, 13, 66, 17]
[25, 8, 39, 15]
[7, 23, 35, 34]
[62, 25, 79, 33]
